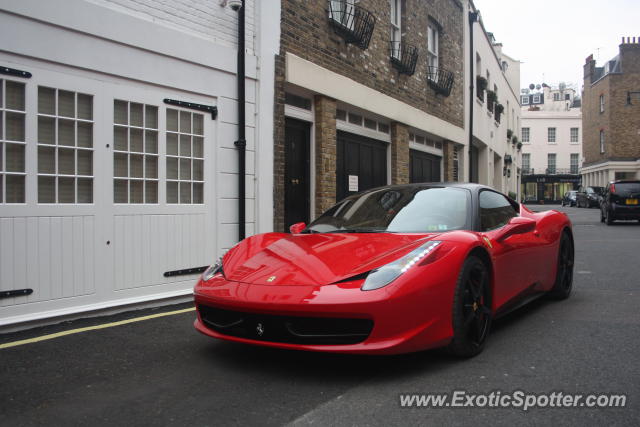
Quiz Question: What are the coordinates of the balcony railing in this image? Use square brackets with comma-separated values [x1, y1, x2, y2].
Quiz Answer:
[427, 66, 454, 97]
[328, 0, 376, 50]
[390, 41, 419, 75]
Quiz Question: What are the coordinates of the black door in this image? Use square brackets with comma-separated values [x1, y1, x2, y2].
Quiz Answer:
[409, 150, 441, 183]
[336, 131, 387, 201]
[284, 118, 310, 228]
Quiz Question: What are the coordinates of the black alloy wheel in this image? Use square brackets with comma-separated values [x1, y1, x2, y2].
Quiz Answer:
[548, 232, 574, 300]
[447, 256, 492, 357]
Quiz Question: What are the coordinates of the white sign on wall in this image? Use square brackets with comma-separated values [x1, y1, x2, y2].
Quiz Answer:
[348, 175, 359, 192]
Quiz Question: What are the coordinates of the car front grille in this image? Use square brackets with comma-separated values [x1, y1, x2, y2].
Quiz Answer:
[198, 304, 373, 345]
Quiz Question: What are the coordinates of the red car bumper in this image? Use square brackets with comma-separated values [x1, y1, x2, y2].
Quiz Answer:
[193, 274, 454, 355]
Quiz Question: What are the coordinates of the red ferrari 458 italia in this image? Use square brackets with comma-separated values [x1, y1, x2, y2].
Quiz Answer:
[194, 183, 574, 357]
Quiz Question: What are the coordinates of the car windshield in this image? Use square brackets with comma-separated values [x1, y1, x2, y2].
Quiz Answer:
[305, 186, 470, 233]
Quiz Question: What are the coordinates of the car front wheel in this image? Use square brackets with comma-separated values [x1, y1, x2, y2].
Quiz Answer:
[447, 256, 492, 358]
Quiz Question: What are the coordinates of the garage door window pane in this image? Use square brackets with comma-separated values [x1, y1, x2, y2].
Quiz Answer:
[37, 86, 94, 204]
[38, 176, 55, 203]
[166, 108, 204, 204]
[113, 100, 158, 203]
[1, 79, 26, 203]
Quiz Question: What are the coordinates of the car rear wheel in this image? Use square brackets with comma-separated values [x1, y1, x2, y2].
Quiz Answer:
[447, 256, 492, 358]
[605, 209, 614, 225]
[548, 232, 574, 300]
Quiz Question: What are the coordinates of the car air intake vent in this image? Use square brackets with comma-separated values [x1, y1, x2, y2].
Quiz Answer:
[198, 304, 373, 345]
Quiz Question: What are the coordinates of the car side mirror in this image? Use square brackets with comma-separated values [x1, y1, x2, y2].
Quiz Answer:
[495, 217, 536, 242]
[289, 222, 306, 234]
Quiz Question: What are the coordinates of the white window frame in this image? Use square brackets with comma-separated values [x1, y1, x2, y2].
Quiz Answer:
[570, 127, 579, 143]
[329, 0, 355, 29]
[521, 127, 530, 143]
[599, 94, 605, 113]
[570, 153, 579, 174]
[532, 95, 541, 104]
[522, 153, 530, 171]
[547, 153, 556, 173]
[36, 86, 95, 205]
[547, 127, 556, 143]
[600, 130, 605, 153]
[390, 0, 401, 58]
[0, 78, 27, 204]
[521, 95, 529, 105]
[113, 99, 160, 204]
[427, 24, 439, 75]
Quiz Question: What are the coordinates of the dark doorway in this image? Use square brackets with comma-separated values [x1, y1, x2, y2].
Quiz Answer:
[336, 131, 387, 202]
[284, 118, 310, 228]
[409, 150, 441, 183]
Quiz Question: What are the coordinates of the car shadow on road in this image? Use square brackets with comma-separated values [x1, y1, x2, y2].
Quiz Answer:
[196, 295, 558, 385]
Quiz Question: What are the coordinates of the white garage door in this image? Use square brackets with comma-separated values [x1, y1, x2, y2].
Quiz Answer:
[0, 64, 217, 324]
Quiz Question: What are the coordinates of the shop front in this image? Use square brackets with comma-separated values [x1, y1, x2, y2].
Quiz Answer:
[521, 174, 581, 204]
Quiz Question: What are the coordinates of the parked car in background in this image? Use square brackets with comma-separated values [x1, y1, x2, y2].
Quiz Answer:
[576, 186, 604, 208]
[600, 181, 640, 225]
[561, 191, 578, 207]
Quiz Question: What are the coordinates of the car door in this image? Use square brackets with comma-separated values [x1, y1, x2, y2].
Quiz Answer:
[478, 190, 538, 309]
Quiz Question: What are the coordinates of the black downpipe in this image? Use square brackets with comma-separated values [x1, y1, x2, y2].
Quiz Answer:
[468, 11, 478, 183]
[234, 1, 246, 241]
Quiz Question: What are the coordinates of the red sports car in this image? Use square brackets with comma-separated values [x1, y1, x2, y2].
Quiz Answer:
[194, 183, 574, 357]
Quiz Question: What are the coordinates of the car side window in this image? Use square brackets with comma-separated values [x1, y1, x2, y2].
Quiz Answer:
[479, 191, 518, 231]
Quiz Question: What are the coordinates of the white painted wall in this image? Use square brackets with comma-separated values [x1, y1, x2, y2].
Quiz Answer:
[467, 2, 521, 197]
[0, 0, 273, 327]
[520, 109, 582, 173]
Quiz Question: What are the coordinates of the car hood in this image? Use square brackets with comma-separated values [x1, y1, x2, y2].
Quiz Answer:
[221, 232, 439, 286]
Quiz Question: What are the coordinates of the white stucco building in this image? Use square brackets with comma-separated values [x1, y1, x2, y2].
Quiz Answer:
[0, 0, 279, 328]
[520, 85, 582, 202]
[465, 2, 521, 198]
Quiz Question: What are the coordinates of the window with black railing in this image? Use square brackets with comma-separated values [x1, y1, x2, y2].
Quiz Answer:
[427, 66, 454, 97]
[390, 42, 419, 75]
[328, 0, 376, 50]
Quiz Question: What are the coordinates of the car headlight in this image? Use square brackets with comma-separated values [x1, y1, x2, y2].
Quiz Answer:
[202, 257, 224, 281]
[361, 241, 441, 291]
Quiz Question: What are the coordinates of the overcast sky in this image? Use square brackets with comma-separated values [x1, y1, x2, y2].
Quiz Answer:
[473, 0, 640, 92]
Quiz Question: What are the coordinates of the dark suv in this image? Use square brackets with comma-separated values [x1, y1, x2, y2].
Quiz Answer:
[576, 186, 604, 208]
[600, 180, 640, 225]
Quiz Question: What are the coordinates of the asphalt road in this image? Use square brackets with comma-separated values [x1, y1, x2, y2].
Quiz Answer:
[1, 205, 639, 426]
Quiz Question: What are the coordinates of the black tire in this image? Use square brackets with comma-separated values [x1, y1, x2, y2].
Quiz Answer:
[548, 231, 574, 300]
[600, 209, 605, 223]
[605, 209, 614, 225]
[447, 256, 492, 358]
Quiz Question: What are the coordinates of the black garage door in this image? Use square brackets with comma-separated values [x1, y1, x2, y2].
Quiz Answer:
[337, 131, 387, 201]
[410, 149, 441, 183]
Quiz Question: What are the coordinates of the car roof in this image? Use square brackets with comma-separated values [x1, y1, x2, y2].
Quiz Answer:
[360, 182, 495, 192]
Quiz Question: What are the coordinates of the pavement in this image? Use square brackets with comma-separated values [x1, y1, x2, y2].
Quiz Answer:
[1, 205, 639, 426]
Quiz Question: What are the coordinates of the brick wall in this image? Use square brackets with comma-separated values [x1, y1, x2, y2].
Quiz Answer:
[274, 0, 465, 230]
[95, 0, 255, 52]
[279, 0, 464, 126]
[313, 96, 338, 217]
[583, 42, 640, 165]
[390, 122, 409, 184]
